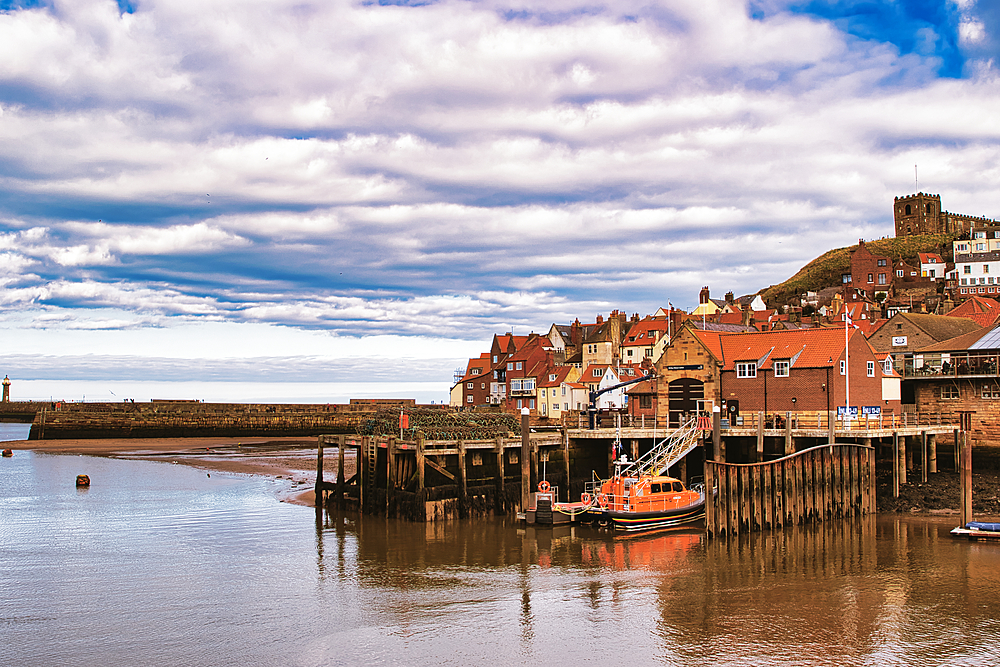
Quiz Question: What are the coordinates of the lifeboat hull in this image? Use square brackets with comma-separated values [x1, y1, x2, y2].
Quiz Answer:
[603, 498, 705, 533]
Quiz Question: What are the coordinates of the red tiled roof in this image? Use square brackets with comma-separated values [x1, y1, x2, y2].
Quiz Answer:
[948, 296, 1000, 328]
[537, 366, 575, 388]
[706, 328, 864, 371]
[622, 318, 670, 346]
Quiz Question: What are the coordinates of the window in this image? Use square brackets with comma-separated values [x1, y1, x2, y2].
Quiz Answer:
[639, 395, 652, 409]
[978, 243, 987, 251]
[986, 265, 991, 274]
[510, 379, 522, 391]
[867, 361, 875, 377]
[965, 265, 972, 274]
[961, 278, 968, 285]
[593, 368, 603, 377]
[549, 374, 557, 382]
[884, 358, 893, 374]
[905, 204, 911, 215]
[564, 403, 569, 410]
[878, 259, 887, 267]
[878, 273, 887, 285]
[507, 363, 514, 371]
[529, 399, 535, 409]
[467, 395, 474, 403]
[840, 360, 846, 375]
[941, 386, 959, 400]
[561, 386, 566, 396]
[626, 349, 633, 357]
[896, 270, 904, 277]
[515, 362, 522, 370]
[982, 384, 1000, 399]
[523, 378, 535, 391]
[975, 231, 987, 239]
[868, 273, 874, 283]
[774, 360, 789, 377]
[472, 368, 480, 375]
[957, 244, 968, 252]
[926, 203, 933, 214]
[492, 355, 497, 363]
[467, 382, 473, 389]
[736, 362, 757, 378]
[481, 383, 485, 389]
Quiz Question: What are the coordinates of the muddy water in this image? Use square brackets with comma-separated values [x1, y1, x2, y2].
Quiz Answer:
[3, 451, 1000, 666]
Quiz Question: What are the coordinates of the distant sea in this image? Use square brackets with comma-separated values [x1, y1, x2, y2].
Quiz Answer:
[8, 380, 452, 405]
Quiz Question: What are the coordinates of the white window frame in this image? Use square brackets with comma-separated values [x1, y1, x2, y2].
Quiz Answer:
[867, 361, 875, 377]
[840, 360, 846, 375]
[736, 362, 757, 378]
[773, 360, 789, 377]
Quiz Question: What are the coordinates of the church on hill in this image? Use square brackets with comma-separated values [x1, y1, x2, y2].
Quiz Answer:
[894, 192, 997, 237]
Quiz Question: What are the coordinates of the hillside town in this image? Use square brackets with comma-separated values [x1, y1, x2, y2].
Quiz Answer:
[451, 192, 1000, 446]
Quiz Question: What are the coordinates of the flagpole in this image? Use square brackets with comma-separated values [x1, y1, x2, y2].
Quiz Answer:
[845, 308, 850, 423]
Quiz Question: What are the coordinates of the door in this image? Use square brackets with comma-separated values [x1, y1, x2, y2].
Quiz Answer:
[668, 378, 704, 428]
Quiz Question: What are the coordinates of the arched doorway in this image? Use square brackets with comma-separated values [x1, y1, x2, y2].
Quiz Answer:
[668, 378, 704, 428]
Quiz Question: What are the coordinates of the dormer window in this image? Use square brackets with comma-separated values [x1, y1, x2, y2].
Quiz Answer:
[472, 368, 481, 375]
[736, 362, 756, 378]
[774, 360, 790, 377]
[593, 368, 603, 377]
[549, 374, 557, 382]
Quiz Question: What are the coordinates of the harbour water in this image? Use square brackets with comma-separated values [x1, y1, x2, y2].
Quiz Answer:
[3, 450, 1000, 666]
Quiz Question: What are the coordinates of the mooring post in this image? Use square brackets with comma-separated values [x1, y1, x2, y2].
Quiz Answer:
[827, 410, 835, 444]
[898, 431, 907, 486]
[495, 436, 505, 512]
[520, 407, 530, 512]
[929, 433, 937, 474]
[388, 436, 397, 491]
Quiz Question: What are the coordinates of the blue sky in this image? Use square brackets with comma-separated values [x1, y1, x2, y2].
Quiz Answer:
[0, 0, 998, 400]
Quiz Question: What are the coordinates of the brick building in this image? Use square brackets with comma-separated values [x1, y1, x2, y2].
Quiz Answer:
[844, 240, 891, 300]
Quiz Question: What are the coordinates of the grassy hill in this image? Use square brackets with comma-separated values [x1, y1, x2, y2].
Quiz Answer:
[758, 233, 958, 307]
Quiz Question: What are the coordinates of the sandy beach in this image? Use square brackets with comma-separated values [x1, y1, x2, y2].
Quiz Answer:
[5, 436, 356, 507]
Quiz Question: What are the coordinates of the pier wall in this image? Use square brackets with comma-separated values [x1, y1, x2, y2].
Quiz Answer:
[27, 401, 447, 439]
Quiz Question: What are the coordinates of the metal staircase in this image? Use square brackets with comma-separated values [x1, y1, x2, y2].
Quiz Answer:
[620, 416, 701, 479]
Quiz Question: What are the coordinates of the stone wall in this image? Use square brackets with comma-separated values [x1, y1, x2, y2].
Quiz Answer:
[28, 400, 447, 439]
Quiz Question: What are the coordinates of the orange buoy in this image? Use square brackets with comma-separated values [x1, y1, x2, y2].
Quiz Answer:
[1, 448, 11, 457]
[581, 492, 592, 505]
[76, 474, 90, 487]
[537, 480, 551, 493]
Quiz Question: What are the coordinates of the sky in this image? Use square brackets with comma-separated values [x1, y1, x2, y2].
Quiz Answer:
[1, 0, 998, 402]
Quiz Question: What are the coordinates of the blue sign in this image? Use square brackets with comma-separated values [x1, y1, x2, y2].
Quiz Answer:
[837, 406, 859, 417]
[861, 406, 881, 416]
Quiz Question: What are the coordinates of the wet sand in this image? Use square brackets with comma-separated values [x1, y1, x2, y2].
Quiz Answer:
[5, 436, 356, 507]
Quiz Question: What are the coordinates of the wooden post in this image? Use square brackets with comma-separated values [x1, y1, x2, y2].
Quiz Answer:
[337, 434, 346, 504]
[520, 408, 530, 512]
[756, 411, 764, 462]
[495, 436, 505, 511]
[921, 431, 928, 483]
[928, 433, 937, 474]
[954, 428, 960, 472]
[563, 429, 571, 503]
[704, 463, 715, 538]
[892, 432, 899, 497]
[897, 431, 907, 487]
[387, 436, 397, 491]
[457, 439, 467, 498]
[827, 410, 835, 444]
[961, 431, 973, 528]
[315, 435, 325, 508]
[417, 434, 426, 491]
[784, 412, 793, 455]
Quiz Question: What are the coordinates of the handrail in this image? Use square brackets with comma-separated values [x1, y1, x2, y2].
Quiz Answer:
[707, 441, 875, 469]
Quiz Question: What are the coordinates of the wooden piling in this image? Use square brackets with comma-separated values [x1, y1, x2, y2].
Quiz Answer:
[756, 412, 764, 461]
[337, 434, 346, 503]
[457, 439, 467, 498]
[784, 412, 793, 455]
[961, 431, 973, 528]
[921, 431, 928, 483]
[416, 434, 425, 491]
[520, 409, 529, 512]
[929, 433, 937, 474]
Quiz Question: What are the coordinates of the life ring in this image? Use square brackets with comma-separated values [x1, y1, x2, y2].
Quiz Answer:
[538, 480, 551, 493]
[581, 492, 592, 505]
[597, 493, 608, 508]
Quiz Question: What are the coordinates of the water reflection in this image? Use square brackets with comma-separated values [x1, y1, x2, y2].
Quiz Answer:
[314, 509, 1000, 666]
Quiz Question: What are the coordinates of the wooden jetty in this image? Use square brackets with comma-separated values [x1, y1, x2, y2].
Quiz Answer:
[316, 408, 968, 537]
